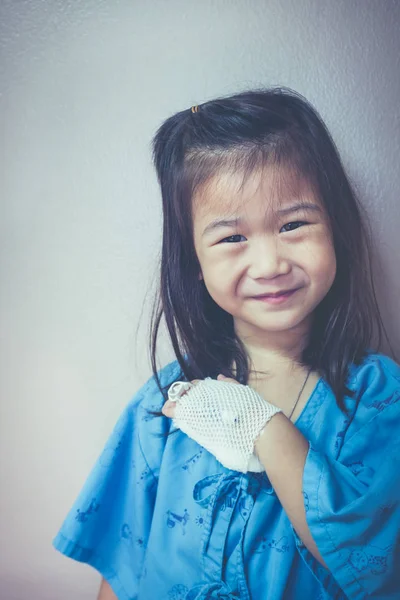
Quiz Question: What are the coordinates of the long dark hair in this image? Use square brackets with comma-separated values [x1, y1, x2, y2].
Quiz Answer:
[146, 87, 392, 416]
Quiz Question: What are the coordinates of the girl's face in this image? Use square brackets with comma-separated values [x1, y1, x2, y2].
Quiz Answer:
[192, 165, 337, 341]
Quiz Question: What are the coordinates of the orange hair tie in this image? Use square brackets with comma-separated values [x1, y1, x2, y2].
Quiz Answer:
[191, 105, 199, 113]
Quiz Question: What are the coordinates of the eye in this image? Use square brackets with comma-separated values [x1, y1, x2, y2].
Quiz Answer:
[219, 234, 247, 244]
[281, 221, 308, 233]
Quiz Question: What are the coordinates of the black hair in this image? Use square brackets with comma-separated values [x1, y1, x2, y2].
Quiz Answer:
[146, 86, 393, 417]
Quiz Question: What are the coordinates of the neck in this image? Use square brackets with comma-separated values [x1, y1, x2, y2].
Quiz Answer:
[233, 320, 311, 379]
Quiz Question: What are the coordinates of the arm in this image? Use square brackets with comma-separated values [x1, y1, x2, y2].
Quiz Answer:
[256, 373, 400, 599]
[163, 357, 400, 598]
[254, 412, 328, 569]
[97, 579, 117, 600]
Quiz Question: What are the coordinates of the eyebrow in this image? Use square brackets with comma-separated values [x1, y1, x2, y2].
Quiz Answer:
[202, 202, 322, 237]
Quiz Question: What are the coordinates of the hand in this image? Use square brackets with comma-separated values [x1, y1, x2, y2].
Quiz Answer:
[162, 375, 281, 473]
[162, 374, 240, 419]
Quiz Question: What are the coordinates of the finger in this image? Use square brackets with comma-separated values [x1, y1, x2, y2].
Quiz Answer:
[161, 400, 176, 418]
[217, 374, 241, 384]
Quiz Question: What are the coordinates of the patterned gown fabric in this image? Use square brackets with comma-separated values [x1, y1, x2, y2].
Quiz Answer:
[53, 353, 400, 599]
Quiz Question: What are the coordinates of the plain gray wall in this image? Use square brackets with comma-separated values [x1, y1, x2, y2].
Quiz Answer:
[1, 1, 399, 598]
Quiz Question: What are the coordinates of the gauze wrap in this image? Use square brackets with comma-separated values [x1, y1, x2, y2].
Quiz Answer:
[167, 377, 282, 473]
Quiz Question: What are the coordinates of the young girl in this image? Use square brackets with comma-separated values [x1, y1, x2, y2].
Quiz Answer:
[53, 88, 400, 600]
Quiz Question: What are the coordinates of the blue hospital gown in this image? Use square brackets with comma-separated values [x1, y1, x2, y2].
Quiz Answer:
[53, 352, 400, 599]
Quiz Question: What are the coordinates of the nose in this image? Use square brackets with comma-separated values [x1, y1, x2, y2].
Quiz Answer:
[247, 237, 291, 279]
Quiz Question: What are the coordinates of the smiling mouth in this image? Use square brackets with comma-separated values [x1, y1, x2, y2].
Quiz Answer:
[252, 288, 299, 298]
[250, 288, 302, 305]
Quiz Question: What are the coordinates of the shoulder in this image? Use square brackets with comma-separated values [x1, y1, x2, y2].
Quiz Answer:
[120, 359, 183, 417]
[348, 351, 400, 400]
[109, 358, 183, 450]
[128, 358, 184, 476]
[344, 351, 400, 443]
[132, 358, 183, 413]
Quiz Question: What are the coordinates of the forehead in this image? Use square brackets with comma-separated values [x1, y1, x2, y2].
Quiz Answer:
[192, 164, 319, 220]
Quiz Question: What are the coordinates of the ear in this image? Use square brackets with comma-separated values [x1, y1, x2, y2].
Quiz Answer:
[198, 272, 203, 281]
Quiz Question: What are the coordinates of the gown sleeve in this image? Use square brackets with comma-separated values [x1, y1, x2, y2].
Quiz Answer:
[292, 354, 400, 600]
[52, 360, 181, 600]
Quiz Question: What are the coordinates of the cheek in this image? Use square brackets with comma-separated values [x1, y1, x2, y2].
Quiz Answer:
[201, 260, 242, 307]
[201, 252, 240, 285]
[204, 272, 237, 298]
[309, 240, 337, 288]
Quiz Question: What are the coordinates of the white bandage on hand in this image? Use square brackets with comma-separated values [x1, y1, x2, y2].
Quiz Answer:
[167, 377, 282, 473]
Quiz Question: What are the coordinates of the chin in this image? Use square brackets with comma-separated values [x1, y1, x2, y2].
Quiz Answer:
[255, 322, 306, 334]
[244, 311, 313, 332]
